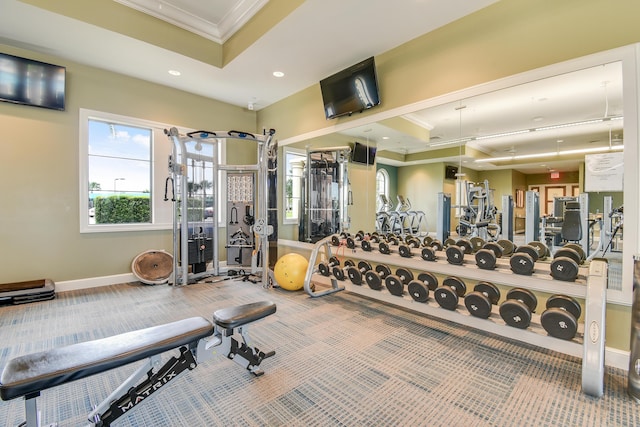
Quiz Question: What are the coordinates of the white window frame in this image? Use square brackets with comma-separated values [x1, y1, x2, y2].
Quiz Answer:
[80, 109, 177, 233]
[376, 168, 389, 211]
[283, 147, 306, 225]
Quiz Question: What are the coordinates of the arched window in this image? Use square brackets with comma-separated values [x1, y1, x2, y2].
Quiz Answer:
[376, 168, 389, 212]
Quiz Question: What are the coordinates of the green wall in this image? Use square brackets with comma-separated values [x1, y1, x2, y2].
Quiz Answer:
[0, 44, 255, 283]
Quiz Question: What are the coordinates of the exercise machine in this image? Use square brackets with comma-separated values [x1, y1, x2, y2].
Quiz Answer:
[456, 180, 500, 241]
[165, 128, 276, 287]
[0, 301, 276, 427]
[298, 147, 351, 243]
[500, 195, 514, 241]
[436, 192, 451, 244]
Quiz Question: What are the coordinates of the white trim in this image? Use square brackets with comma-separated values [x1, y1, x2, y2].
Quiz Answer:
[55, 273, 138, 292]
[605, 347, 630, 371]
[278, 238, 315, 250]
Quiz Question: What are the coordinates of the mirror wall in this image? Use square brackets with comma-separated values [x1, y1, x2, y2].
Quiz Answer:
[282, 46, 637, 304]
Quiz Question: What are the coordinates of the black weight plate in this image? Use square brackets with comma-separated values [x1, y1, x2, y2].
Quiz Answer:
[434, 286, 459, 310]
[396, 267, 414, 284]
[365, 270, 383, 290]
[470, 237, 486, 253]
[379, 241, 391, 254]
[475, 249, 497, 270]
[332, 266, 345, 281]
[417, 272, 438, 291]
[483, 242, 503, 258]
[346, 237, 355, 249]
[399, 245, 413, 258]
[550, 257, 579, 282]
[510, 253, 534, 275]
[515, 245, 539, 262]
[344, 259, 355, 267]
[546, 294, 582, 319]
[499, 300, 532, 329]
[423, 235, 433, 245]
[407, 280, 429, 302]
[376, 264, 392, 278]
[475, 281, 501, 305]
[361, 240, 372, 252]
[527, 241, 548, 261]
[444, 238, 457, 248]
[554, 248, 581, 265]
[421, 247, 437, 261]
[497, 239, 514, 256]
[506, 288, 538, 313]
[563, 243, 586, 262]
[465, 292, 492, 319]
[446, 245, 465, 265]
[456, 239, 473, 254]
[409, 238, 421, 248]
[331, 235, 340, 246]
[370, 235, 380, 243]
[404, 234, 415, 244]
[358, 260, 372, 272]
[385, 275, 405, 296]
[318, 263, 330, 276]
[443, 276, 467, 297]
[388, 236, 399, 245]
[541, 308, 578, 340]
[347, 267, 363, 285]
[430, 240, 443, 251]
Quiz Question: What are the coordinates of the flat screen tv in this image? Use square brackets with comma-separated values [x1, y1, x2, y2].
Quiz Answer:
[320, 56, 380, 119]
[0, 53, 66, 110]
[351, 141, 376, 165]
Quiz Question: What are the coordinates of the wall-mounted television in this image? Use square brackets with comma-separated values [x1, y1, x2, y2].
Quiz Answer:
[351, 141, 376, 165]
[0, 53, 66, 111]
[320, 56, 380, 120]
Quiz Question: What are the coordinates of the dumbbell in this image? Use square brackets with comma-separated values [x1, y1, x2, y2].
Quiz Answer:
[420, 239, 443, 261]
[445, 239, 473, 266]
[499, 288, 538, 329]
[364, 264, 393, 290]
[318, 256, 341, 277]
[564, 243, 586, 262]
[398, 238, 422, 258]
[464, 282, 501, 319]
[540, 294, 582, 340]
[497, 239, 515, 256]
[469, 236, 486, 253]
[434, 276, 467, 310]
[378, 235, 400, 254]
[330, 233, 349, 247]
[474, 242, 503, 270]
[407, 272, 438, 303]
[331, 260, 356, 281]
[360, 233, 382, 252]
[527, 241, 549, 261]
[384, 267, 415, 296]
[550, 246, 582, 282]
[509, 245, 539, 275]
[346, 260, 373, 285]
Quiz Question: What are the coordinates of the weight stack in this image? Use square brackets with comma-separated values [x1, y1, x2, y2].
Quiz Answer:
[628, 256, 640, 402]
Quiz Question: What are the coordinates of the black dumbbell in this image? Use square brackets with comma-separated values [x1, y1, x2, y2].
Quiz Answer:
[550, 247, 582, 282]
[331, 260, 355, 281]
[345, 231, 371, 249]
[540, 294, 582, 340]
[497, 239, 515, 256]
[346, 260, 373, 285]
[464, 282, 501, 319]
[434, 276, 467, 310]
[445, 244, 468, 265]
[563, 243, 586, 262]
[364, 264, 393, 290]
[474, 242, 503, 270]
[407, 272, 438, 303]
[527, 241, 549, 261]
[318, 256, 341, 277]
[499, 288, 538, 329]
[398, 238, 422, 258]
[378, 235, 400, 254]
[509, 245, 539, 275]
[385, 267, 414, 296]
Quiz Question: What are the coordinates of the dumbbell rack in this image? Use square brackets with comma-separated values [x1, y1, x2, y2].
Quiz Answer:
[302, 235, 607, 397]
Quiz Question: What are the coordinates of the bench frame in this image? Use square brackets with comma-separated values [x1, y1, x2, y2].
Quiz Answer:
[2, 301, 276, 427]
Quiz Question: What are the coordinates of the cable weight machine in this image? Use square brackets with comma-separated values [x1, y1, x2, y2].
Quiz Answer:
[165, 127, 276, 287]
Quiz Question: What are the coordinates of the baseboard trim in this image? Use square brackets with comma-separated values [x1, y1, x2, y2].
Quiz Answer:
[605, 347, 630, 371]
[56, 273, 137, 293]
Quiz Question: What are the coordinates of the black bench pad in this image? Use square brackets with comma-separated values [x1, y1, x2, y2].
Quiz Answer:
[213, 301, 276, 329]
[0, 316, 213, 401]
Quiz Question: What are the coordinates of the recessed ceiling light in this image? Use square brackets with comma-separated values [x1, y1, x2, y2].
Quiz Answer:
[273, 71, 285, 78]
[168, 70, 181, 76]
[382, 136, 390, 140]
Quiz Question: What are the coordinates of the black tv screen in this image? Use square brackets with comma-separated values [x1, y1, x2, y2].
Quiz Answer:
[320, 56, 380, 119]
[0, 53, 66, 110]
[351, 141, 376, 165]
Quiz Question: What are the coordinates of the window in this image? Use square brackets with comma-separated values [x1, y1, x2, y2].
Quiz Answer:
[283, 148, 305, 224]
[376, 168, 389, 212]
[79, 109, 174, 232]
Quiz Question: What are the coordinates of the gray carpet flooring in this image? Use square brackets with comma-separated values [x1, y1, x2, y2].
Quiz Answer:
[0, 279, 637, 426]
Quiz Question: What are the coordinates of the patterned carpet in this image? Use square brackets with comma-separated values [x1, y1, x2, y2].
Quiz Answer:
[0, 279, 637, 426]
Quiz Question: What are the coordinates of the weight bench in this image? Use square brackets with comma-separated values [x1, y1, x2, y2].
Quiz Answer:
[0, 300, 276, 427]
